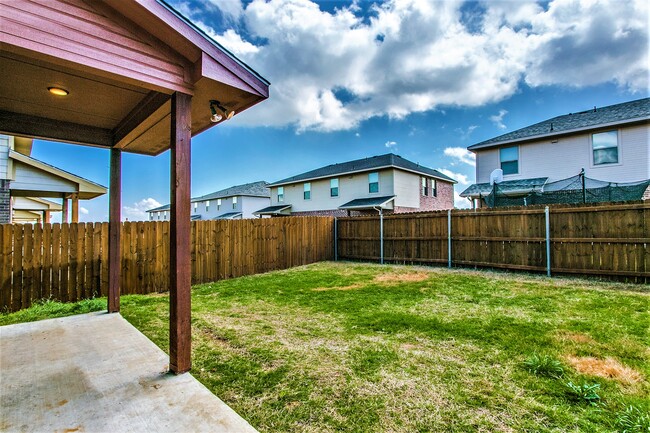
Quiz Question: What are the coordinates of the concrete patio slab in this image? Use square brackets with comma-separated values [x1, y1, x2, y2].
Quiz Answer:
[0, 312, 258, 433]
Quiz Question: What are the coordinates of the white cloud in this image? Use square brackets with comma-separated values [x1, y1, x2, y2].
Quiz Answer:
[79, 207, 89, 215]
[454, 190, 472, 209]
[454, 125, 479, 140]
[444, 147, 476, 167]
[384, 140, 397, 148]
[171, 0, 648, 132]
[436, 168, 470, 185]
[123, 198, 162, 222]
[489, 109, 508, 129]
[207, 0, 244, 20]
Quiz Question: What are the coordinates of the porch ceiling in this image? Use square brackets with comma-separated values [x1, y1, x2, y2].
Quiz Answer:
[0, 0, 269, 155]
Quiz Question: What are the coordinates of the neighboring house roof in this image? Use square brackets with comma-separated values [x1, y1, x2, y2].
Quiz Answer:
[468, 98, 650, 151]
[339, 196, 396, 210]
[193, 181, 270, 202]
[190, 214, 202, 221]
[148, 204, 170, 212]
[460, 178, 548, 198]
[147, 181, 270, 213]
[213, 212, 242, 220]
[268, 153, 457, 187]
[254, 204, 292, 216]
[8, 150, 107, 199]
[12, 197, 63, 212]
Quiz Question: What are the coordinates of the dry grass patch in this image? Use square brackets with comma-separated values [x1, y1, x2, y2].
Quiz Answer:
[565, 356, 644, 384]
[375, 271, 430, 283]
[312, 283, 365, 291]
[557, 331, 597, 345]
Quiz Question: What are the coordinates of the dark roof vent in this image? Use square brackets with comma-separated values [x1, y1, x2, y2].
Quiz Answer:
[593, 106, 597, 112]
[550, 122, 554, 131]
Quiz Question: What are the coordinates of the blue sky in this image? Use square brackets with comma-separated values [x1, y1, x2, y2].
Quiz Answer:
[31, 0, 649, 221]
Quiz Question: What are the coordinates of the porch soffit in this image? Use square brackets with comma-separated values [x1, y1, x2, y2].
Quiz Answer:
[0, 0, 270, 155]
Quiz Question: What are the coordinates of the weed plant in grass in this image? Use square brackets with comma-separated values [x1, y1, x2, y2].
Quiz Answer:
[524, 353, 564, 378]
[1, 262, 648, 432]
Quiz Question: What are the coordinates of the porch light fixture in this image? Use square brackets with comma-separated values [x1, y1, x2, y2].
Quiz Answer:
[47, 87, 69, 96]
[209, 100, 235, 123]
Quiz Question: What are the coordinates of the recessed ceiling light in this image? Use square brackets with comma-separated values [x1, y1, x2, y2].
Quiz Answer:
[48, 87, 69, 96]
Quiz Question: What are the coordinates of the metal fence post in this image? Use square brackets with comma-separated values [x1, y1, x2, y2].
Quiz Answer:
[447, 209, 452, 268]
[379, 211, 384, 265]
[545, 206, 551, 277]
[334, 217, 338, 261]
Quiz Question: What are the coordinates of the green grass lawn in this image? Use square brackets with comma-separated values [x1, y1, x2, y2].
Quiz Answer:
[2, 262, 648, 432]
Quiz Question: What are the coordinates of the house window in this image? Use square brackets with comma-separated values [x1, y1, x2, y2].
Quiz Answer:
[431, 179, 437, 197]
[157, 214, 160, 220]
[369, 172, 379, 193]
[193, 202, 198, 212]
[500, 146, 519, 175]
[232, 196, 238, 209]
[217, 198, 221, 210]
[150, 213, 153, 221]
[304, 183, 311, 200]
[422, 177, 428, 196]
[592, 130, 619, 165]
[205, 200, 210, 212]
[277, 186, 284, 203]
[330, 178, 339, 197]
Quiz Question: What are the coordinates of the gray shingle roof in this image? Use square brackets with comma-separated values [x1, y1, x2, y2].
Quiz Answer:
[269, 153, 456, 186]
[147, 181, 270, 212]
[213, 212, 242, 220]
[460, 177, 548, 197]
[193, 181, 270, 201]
[339, 195, 396, 209]
[468, 98, 650, 150]
[254, 204, 292, 215]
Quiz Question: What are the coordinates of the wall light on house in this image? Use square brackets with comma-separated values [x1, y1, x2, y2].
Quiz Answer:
[48, 87, 69, 96]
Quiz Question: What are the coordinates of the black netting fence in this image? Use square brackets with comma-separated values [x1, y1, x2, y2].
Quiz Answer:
[484, 173, 650, 208]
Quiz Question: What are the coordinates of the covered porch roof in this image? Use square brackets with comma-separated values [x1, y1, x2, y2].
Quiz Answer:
[254, 204, 292, 216]
[339, 195, 396, 210]
[214, 211, 243, 220]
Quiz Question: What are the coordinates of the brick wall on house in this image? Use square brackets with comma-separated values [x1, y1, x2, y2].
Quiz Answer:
[418, 181, 454, 211]
[0, 180, 10, 223]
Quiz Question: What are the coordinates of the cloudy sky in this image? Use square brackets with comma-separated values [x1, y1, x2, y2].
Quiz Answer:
[32, 0, 648, 221]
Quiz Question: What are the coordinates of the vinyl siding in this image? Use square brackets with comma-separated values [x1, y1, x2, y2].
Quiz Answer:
[11, 161, 77, 194]
[270, 169, 395, 212]
[0, 136, 9, 180]
[392, 170, 420, 208]
[475, 124, 649, 183]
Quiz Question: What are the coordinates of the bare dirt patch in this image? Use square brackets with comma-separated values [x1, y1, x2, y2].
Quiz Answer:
[375, 272, 430, 284]
[565, 356, 643, 384]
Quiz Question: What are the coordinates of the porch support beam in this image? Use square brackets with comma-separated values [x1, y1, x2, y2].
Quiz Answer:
[108, 148, 121, 313]
[71, 193, 79, 223]
[61, 195, 68, 223]
[169, 92, 192, 374]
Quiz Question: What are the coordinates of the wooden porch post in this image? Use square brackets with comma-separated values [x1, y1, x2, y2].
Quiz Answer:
[169, 92, 192, 374]
[108, 148, 121, 313]
[62, 195, 68, 223]
[44, 210, 50, 224]
[71, 193, 79, 223]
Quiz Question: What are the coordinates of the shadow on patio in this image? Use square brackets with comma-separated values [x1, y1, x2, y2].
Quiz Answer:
[0, 312, 258, 433]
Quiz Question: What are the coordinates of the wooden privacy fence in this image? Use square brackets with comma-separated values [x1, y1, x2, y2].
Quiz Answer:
[337, 202, 649, 282]
[0, 216, 334, 312]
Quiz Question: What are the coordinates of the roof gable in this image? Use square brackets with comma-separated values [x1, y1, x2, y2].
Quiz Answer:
[469, 98, 650, 151]
[269, 153, 456, 186]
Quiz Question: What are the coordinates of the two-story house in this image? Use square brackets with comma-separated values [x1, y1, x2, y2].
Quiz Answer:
[460, 98, 650, 207]
[147, 181, 270, 221]
[255, 153, 456, 217]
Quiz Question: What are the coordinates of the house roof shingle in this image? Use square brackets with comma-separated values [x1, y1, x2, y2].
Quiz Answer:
[339, 195, 396, 210]
[253, 204, 292, 215]
[268, 153, 457, 186]
[468, 98, 650, 151]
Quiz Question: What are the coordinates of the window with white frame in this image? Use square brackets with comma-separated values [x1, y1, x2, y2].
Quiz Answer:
[303, 183, 311, 200]
[330, 178, 339, 197]
[232, 196, 238, 209]
[422, 177, 428, 196]
[277, 186, 284, 203]
[193, 202, 198, 212]
[592, 130, 619, 165]
[217, 198, 221, 210]
[368, 172, 379, 193]
[500, 146, 519, 175]
[205, 200, 210, 212]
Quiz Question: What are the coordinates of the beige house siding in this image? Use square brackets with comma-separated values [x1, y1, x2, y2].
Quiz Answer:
[271, 168, 395, 212]
[0, 136, 9, 180]
[11, 162, 78, 195]
[392, 170, 419, 208]
[476, 123, 649, 184]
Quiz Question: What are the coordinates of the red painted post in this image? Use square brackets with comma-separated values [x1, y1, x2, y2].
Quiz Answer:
[169, 92, 192, 374]
[108, 148, 121, 313]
